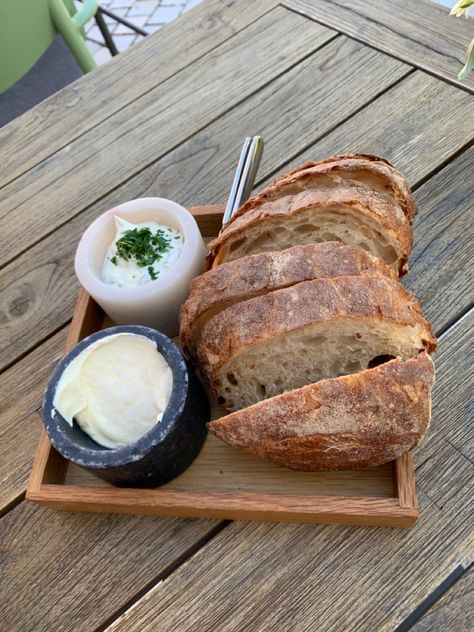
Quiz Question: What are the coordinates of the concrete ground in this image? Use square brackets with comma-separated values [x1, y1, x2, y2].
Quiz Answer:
[83, 0, 204, 65]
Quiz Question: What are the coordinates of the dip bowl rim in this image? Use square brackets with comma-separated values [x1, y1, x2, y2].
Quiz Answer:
[42, 325, 191, 470]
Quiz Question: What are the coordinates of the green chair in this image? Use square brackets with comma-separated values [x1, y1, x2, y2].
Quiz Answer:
[0, 0, 97, 125]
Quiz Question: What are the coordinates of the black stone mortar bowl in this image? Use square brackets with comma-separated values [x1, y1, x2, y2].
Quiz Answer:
[42, 325, 209, 488]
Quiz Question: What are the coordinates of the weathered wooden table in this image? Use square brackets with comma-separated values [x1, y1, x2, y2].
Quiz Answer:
[1, 0, 472, 629]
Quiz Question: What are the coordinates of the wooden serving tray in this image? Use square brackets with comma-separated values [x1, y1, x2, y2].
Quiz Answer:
[27, 205, 418, 528]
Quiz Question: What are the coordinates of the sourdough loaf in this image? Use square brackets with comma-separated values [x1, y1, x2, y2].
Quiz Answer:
[180, 242, 395, 360]
[228, 153, 416, 225]
[207, 186, 412, 275]
[196, 275, 436, 412]
[208, 352, 434, 470]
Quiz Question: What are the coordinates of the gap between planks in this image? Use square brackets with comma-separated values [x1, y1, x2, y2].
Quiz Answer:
[281, 0, 474, 95]
[251, 65, 416, 188]
[94, 521, 231, 632]
[0, 491, 26, 520]
[433, 302, 474, 340]
[394, 563, 469, 632]
[410, 137, 474, 193]
[0, 318, 71, 376]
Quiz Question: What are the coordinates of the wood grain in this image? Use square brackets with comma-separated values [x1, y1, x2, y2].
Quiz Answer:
[0, 0, 279, 189]
[272, 70, 474, 189]
[404, 147, 474, 333]
[29, 485, 416, 527]
[0, 6, 334, 268]
[284, 0, 474, 92]
[0, 2, 471, 627]
[0, 500, 218, 632]
[64, 433, 395, 498]
[411, 566, 473, 632]
[124, 37, 409, 207]
[429, 308, 473, 459]
[414, 309, 474, 513]
[101, 316, 474, 632]
[105, 501, 473, 632]
[394, 452, 417, 510]
[0, 328, 66, 513]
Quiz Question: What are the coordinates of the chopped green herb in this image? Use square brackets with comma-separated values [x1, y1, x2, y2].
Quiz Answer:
[148, 266, 158, 280]
[174, 235, 181, 240]
[112, 227, 172, 269]
[110, 255, 117, 265]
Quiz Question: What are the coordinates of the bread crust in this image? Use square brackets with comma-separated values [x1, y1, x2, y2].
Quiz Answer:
[208, 352, 435, 470]
[196, 276, 436, 398]
[228, 153, 416, 225]
[180, 242, 396, 359]
[207, 186, 412, 275]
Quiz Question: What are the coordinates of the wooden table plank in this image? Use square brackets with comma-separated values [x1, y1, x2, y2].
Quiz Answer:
[0, 6, 334, 268]
[0, 501, 221, 632]
[416, 309, 474, 471]
[411, 566, 473, 632]
[2, 69, 472, 374]
[284, 0, 474, 92]
[267, 70, 473, 189]
[0, 329, 66, 514]
[96, 316, 474, 632]
[404, 146, 474, 333]
[119, 38, 410, 208]
[0, 0, 279, 190]
[105, 501, 473, 632]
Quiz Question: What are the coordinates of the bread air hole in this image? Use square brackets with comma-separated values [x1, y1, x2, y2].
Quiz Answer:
[367, 354, 396, 368]
[257, 382, 267, 398]
[295, 224, 315, 233]
[229, 237, 246, 253]
[227, 372, 238, 385]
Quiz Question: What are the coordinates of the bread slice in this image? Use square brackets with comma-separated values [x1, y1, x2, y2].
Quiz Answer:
[180, 242, 395, 360]
[208, 352, 435, 470]
[228, 153, 416, 226]
[207, 186, 412, 275]
[196, 276, 436, 412]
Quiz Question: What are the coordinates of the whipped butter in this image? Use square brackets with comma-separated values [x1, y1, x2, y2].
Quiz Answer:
[53, 333, 173, 449]
[102, 216, 184, 288]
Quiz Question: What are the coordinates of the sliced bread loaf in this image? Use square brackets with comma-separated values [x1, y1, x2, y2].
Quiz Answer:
[207, 186, 412, 275]
[196, 275, 436, 412]
[180, 242, 395, 360]
[228, 153, 416, 226]
[208, 352, 435, 470]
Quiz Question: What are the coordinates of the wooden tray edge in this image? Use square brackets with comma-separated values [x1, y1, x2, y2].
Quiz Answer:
[26, 428, 418, 527]
[26, 482, 418, 528]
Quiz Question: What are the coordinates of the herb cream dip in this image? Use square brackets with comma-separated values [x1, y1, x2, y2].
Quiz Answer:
[102, 216, 184, 287]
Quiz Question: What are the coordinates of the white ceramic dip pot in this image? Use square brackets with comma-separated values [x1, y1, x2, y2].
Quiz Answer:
[75, 198, 206, 336]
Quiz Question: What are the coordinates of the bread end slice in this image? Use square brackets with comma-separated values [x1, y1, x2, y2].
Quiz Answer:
[208, 352, 435, 470]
